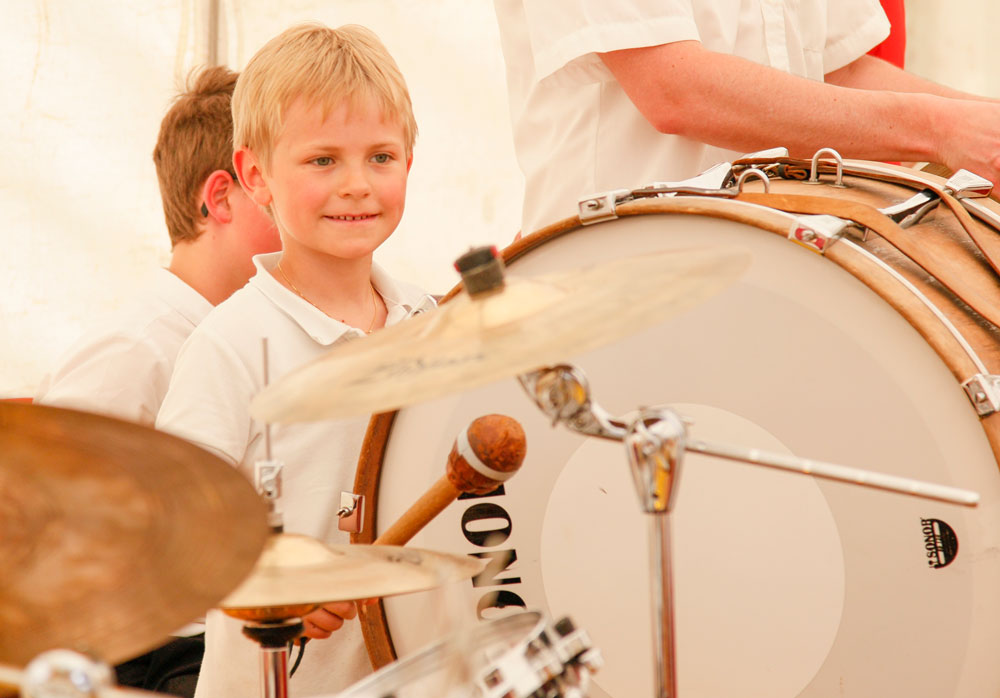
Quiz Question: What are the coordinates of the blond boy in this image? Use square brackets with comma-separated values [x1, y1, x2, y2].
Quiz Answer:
[156, 24, 430, 697]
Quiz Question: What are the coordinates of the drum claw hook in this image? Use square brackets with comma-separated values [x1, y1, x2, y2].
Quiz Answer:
[808, 147, 845, 187]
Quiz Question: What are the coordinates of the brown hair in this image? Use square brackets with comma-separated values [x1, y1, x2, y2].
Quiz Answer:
[233, 23, 417, 173]
[153, 66, 239, 247]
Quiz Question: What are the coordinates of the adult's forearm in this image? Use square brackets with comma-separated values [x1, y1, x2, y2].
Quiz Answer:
[600, 41, 940, 162]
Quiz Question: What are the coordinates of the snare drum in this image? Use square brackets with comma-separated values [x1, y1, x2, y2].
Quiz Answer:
[355, 160, 1000, 698]
[332, 611, 598, 698]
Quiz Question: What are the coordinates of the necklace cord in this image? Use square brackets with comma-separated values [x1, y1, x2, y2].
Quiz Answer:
[276, 261, 379, 334]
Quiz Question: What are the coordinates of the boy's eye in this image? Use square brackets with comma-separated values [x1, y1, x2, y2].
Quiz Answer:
[371, 153, 392, 164]
[313, 156, 333, 166]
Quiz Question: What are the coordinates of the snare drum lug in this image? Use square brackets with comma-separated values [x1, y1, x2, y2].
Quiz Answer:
[946, 169, 994, 199]
[22, 650, 115, 698]
[337, 492, 364, 533]
[578, 189, 630, 225]
[788, 214, 849, 254]
[962, 374, 1000, 416]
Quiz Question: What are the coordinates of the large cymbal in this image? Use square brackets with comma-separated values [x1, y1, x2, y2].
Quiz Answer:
[0, 402, 269, 667]
[252, 247, 748, 422]
[219, 534, 483, 619]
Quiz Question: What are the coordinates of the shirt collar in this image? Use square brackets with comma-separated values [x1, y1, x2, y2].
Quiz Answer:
[249, 252, 432, 346]
[154, 267, 214, 327]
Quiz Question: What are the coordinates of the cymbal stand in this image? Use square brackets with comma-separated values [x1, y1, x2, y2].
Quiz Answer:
[239, 337, 302, 698]
[518, 363, 980, 698]
[241, 619, 305, 698]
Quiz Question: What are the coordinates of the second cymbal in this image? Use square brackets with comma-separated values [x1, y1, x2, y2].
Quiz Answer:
[219, 534, 483, 621]
[251, 247, 748, 422]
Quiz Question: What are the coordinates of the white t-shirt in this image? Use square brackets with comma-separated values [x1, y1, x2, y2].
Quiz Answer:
[493, 0, 891, 235]
[156, 252, 431, 698]
[35, 268, 211, 426]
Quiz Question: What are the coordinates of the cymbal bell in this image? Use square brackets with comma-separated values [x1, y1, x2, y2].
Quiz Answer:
[220, 534, 484, 620]
[0, 402, 269, 667]
[252, 247, 748, 422]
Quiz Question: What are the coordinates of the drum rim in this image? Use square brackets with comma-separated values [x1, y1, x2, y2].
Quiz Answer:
[334, 610, 544, 697]
[352, 180, 1000, 671]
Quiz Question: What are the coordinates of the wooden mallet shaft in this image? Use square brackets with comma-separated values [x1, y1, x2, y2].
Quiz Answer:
[374, 414, 526, 546]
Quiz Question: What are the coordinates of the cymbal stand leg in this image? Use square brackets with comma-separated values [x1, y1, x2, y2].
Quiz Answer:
[242, 618, 305, 698]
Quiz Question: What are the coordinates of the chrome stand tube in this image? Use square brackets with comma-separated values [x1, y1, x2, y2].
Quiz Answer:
[241, 618, 304, 698]
[650, 513, 678, 698]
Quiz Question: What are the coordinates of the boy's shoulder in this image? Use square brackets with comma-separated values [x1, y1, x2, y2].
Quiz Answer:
[188, 279, 285, 355]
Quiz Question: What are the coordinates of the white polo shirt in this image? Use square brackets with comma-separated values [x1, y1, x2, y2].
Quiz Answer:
[494, 0, 890, 235]
[35, 268, 211, 426]
[156, 252, 431, 698]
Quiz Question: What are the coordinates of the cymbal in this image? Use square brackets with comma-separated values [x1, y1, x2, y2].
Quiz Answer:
[220, 533, 484, 619]
[252, 247, 748, 422]
[0, 402, 269, 667]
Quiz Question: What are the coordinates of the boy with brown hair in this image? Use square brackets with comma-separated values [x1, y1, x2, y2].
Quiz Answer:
[156, 23, 430, 698]
[36, 66, 279, 425]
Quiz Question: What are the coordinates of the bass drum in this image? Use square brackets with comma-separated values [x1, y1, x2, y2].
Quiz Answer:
[354, 160, 1000, 697]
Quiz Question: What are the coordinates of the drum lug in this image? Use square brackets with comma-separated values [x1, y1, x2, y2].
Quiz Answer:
[337, 492, 365, 533]
[22, 650, 115, 698]
[946, 169, 993, 199]
[578, 189, 630, 225]
[788, 214, 849, 254]
[879, 189, 940, 228]
[962, 374, 1000, 416]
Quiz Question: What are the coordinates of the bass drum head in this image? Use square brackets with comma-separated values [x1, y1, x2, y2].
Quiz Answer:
[371, 209, 1000, 697]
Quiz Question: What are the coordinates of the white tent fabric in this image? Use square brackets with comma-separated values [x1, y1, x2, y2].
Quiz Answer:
[3, 1, 999, 397]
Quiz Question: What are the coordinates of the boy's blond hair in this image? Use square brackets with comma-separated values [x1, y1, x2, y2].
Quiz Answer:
[233, 23, 417, 171]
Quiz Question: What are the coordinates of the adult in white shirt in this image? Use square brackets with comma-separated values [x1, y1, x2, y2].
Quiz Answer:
[494, 0, 1000, 236]
[34, 66, 279, 697]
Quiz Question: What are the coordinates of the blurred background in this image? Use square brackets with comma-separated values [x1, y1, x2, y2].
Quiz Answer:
[2, 1, 995, 397]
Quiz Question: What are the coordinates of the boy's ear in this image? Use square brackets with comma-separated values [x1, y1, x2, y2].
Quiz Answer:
[234, 147, 273, 207]
[406, 152, 413, 173]
[200, 170, 236, 223]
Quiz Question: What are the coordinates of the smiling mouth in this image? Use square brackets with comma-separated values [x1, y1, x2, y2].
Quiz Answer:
[328, 214, 378, 221]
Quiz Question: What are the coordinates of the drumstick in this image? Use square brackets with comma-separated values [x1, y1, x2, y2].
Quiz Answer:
[373, 414, 526, 546]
